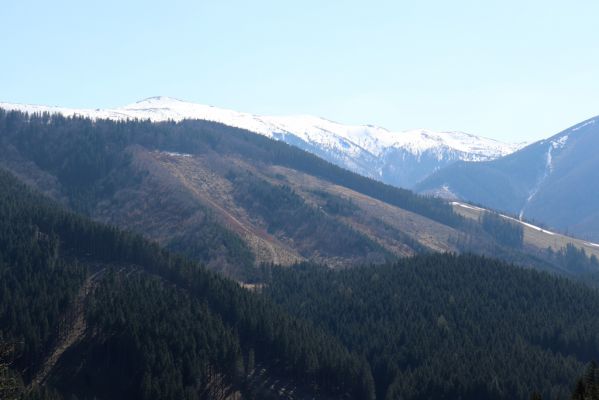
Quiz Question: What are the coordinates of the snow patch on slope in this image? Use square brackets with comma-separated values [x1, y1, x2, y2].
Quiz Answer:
[519, 143, 555, 220]
[518, 131, 572, 220]
[551, 135, 569, 149]
[453, 202, 557, 235]
[571, 119, 595, 132]
[0, 96, 521, 161]
[0, 97, 524, 188]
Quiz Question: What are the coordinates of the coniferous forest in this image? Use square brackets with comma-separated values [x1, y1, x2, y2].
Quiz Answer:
[1, 110, 599, 399]
[2, 164, 599, 399]
[0, 169, 370, 399]
[263, 257, 599, 400]
[1, 109, 596, 278]
[0, 110, 458, 227]
[0, 109, 469, 277]
[6, 1, 599, 398]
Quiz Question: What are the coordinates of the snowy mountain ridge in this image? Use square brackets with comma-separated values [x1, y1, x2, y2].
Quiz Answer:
[415, 114, 599, 241]
[0, 96, 523, 188]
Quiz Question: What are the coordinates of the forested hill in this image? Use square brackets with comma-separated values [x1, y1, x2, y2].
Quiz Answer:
[0, 167, 373, 400]
[0, 109, 458, 277]
[1, 109, 597, 280]
[263, 255, 599, 400]
[3, 160, 599, 399]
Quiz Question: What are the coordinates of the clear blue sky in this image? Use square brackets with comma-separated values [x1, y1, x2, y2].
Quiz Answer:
[2, 0, 599, 142]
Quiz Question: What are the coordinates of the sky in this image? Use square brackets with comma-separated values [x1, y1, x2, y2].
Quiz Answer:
[2, 0, 599, 143]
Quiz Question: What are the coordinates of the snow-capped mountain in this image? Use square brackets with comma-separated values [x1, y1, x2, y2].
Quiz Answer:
[0, 96, 522, 188]
[416, 116, 599, 241]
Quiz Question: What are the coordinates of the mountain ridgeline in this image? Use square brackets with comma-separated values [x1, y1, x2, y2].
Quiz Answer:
[1, 110, 599, 399]
[0, 96, 521, 189]
[416, 116, 599, 241]
[0, 110, 450, 269]
[0, 109, 597, 281]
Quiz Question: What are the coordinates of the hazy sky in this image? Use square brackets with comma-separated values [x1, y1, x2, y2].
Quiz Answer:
[2, 0, 599, 142]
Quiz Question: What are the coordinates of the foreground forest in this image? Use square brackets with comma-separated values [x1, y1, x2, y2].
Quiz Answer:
[263, 257, 599, 400]
[0, 168, 372, 399]
[1, 165, 599, 399]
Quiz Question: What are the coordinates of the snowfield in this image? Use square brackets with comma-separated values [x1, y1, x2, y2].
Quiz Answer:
[0, 96, 522, 158]
[0, 96, 524, 187]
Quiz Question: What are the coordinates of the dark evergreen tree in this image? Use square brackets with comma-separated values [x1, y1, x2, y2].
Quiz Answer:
[264, 256, 599, 399]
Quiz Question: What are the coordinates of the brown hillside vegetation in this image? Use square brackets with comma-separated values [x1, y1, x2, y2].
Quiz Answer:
[1, 111, 597, 280]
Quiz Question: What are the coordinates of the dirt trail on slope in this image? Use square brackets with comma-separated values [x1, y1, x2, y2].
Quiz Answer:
[32, 269, 105, 386]
[156, 153, 308, 265]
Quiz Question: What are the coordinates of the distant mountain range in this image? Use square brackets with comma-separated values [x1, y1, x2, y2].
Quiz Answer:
[2, 107, 599, 400]
[416, 116, 599, 241]
[2, 108, 598, 282]
[0, 96, 522, 188]
[1, 102, 598, 400]
[2, 97, 597, 242]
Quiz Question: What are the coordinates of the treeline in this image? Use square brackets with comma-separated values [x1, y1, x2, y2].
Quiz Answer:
[0, 168, 370, 399]
[0, 109, 464, 229]
[481, 211, 524, 247]
[263, 254, 599, 400]
[229, 170, 390, 264]
[3, 108, 596, 280]
[546, 244, 599, 273]
[311, 189, 360, 217]
[0, 109, 259, 277]
[3, 108, 582, 279]
[307, 189, 430, 256]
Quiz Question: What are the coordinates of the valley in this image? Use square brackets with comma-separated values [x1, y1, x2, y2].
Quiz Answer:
[1, 107, 598, 400]
[4, 3, 599, 399]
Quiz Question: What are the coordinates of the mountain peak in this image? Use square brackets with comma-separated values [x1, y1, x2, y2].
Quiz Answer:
[0, 97, 521, 188]
[129, 96, 187, 108]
